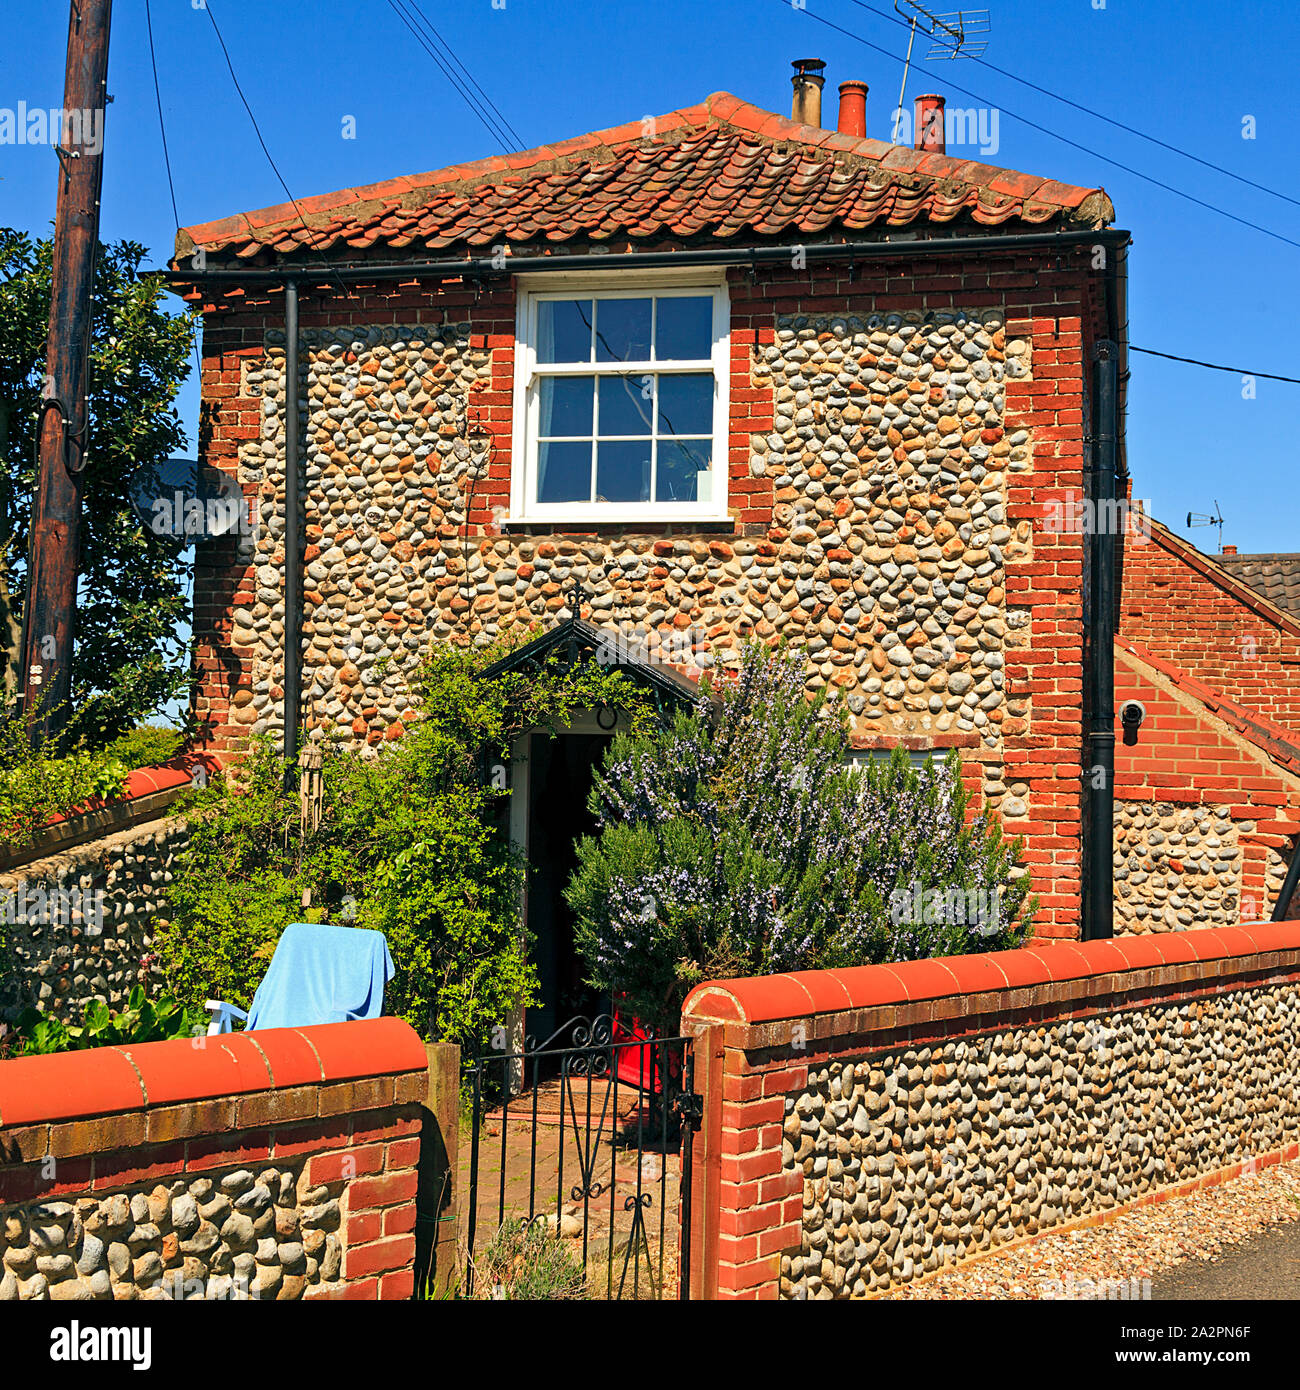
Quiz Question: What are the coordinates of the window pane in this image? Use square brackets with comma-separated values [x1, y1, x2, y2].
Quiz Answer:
[656, 439, 710, 502]
[537, 440, 591, 503]
[657, 373, 713, 435]
[595, 298, 652, 362]
[655, 296, 713, 360]
[537, 300, 592, 363]
[598, 375, 653, 436]
[538, 376, 594, 436]
[596, 440, 650, 503]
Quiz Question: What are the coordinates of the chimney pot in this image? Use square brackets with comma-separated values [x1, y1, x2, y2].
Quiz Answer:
[791, 58, 826, 128]
[914, 93, 945, 153]
[1222, 545, 1238, 555]
[837, 80, 868, 138]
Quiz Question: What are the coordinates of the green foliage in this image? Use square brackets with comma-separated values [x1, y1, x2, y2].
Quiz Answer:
[0, 716, 184, 849]
[103, 723, 185, 770]
[568, 643, 1037, 1036]
[0, 229, 197, 743]
[159, 640, 658, 1052]
[5, 986, 205, 1056]
[469, 1220, 588, 1301]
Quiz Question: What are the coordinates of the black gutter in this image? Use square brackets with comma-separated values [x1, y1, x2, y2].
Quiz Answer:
[1083, 338, 1120, 940]
[165, 227, 1132, 288]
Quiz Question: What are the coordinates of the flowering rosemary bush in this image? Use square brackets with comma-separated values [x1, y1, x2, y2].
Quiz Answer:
[567, 644, 1036, 1035]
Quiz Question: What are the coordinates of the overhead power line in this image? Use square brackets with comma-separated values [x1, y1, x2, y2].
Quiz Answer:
[403, 0, 525, 150]
[144, 0, 181, 234]
[842, 0, 1300, 212]
[202, 2, 355, 300]
[144, 0, 202, 381]
[779, 0, 1300, 251]
[384, 0, 522, 153]
[1130, 346, 1300, 384]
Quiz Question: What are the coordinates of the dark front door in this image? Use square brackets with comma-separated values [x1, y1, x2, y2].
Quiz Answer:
[525, 731, 611, 1046]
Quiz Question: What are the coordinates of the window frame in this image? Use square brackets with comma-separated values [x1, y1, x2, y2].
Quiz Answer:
[510, 272, 731, 523]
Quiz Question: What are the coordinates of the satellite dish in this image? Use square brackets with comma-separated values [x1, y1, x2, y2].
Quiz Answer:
[128, 457, 252, 541]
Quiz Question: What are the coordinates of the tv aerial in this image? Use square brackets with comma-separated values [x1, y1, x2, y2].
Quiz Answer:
[1186, 501, 1226, 552]
[893, 1, 992, 144]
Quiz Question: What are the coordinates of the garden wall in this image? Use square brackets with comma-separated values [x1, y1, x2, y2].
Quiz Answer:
[0, 814, 186, 1024]
[680, 923, 1300, 1299]
[0, 1017, 428, 1300]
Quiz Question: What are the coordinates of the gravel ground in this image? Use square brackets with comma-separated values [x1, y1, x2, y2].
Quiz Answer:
[880, 1158, 1300, 1300]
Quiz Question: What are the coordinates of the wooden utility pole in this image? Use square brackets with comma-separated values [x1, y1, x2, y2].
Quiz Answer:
[20, 0, 113, 743]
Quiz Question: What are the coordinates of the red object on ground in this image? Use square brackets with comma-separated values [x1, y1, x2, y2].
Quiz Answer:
[612, 1007, 682, 1094]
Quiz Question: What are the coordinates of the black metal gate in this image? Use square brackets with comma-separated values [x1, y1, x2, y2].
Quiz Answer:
[460, 1015, 699, 1300]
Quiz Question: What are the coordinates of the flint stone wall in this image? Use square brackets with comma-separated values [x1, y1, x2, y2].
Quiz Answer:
[233, 312, 1024, 801]
[782, 983, 1298, 1297]
[1113, 802, 1241, 934]
[0, 1164, 341, 1302]
[0, 1018, 429, 1301]
[0, 816, 184, 1024]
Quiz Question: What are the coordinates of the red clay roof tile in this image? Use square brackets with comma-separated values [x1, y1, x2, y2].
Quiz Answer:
[176, 91, 1111, 266]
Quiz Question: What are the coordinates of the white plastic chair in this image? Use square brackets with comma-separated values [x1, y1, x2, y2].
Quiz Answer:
[204, 999, 248, 1035]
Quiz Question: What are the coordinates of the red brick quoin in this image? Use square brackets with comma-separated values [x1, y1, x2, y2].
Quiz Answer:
[0, 1017, 428, 1301]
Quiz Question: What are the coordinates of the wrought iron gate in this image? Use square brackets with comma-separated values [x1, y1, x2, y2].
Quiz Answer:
[459, 1015, 699, 1300]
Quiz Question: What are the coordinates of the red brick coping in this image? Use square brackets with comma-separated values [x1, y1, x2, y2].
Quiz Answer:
[682, 923, 1300, 1045]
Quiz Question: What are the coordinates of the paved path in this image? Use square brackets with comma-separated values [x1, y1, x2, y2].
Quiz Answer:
[1153, 1220, 1300, 1300]
[458, 1075, 682, 1299]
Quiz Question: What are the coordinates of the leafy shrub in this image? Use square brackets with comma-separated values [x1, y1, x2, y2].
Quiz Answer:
[0, 716, 186, 850]
[159, 641, 657, 1052]
[568, 643, 1037, 1036]
[469, 1219, 587, 1300]
[3, 986, 205, 1056]
[103, 723, 185, 771]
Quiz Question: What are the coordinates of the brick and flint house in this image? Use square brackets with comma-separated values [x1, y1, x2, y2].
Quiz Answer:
[171, 62, 1132, 989]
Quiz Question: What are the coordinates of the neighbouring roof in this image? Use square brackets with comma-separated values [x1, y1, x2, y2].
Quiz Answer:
[1216, 553, 1300, 622]
[174, 91, 1113, 266]
[1141, 516, 1300, 638]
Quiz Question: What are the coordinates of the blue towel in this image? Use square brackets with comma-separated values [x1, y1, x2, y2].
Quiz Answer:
[245, 922, 394, 1031]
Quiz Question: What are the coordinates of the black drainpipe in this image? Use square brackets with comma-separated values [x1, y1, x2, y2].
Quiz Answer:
[1270, 845, 1300, 921]
[1083, 338, 1119, 940]
[282, 278, 302, 780]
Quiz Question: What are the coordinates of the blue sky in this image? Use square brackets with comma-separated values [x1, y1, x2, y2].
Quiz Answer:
[2, 0, 1297, 552]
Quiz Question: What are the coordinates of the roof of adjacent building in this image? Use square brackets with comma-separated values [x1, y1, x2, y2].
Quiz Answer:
[1215, 553, 1300, 622]
[1140, 516, 1300, 639]
[1118, 636, 1300, 783]
[174, 91, 1114, 265]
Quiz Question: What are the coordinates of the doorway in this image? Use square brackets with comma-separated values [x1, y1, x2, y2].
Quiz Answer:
[522, 729, 612, 1047]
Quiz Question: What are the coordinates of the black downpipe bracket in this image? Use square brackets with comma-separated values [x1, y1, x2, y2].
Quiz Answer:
[282, 279, 302, 780]
[1084, 340, 1119, 940]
